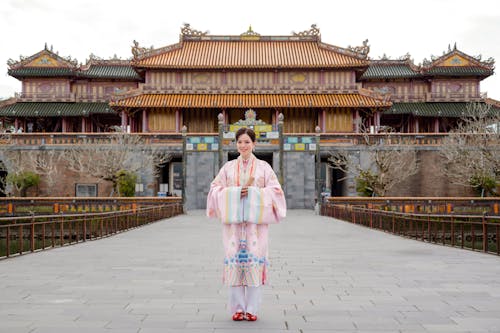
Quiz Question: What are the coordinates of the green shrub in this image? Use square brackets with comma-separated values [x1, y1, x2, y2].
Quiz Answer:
[469, 174, 498, 197]
[6, 171, 40, 197]
[355, 170, 377, 197]
[115, 170, 137, 197]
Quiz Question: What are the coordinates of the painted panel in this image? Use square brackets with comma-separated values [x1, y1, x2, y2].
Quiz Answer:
[26, 54, 62, 67]
[442, 55, 471, 67]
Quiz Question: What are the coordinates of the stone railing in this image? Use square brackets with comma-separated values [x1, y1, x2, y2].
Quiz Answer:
[0, 132, 454, 147]
[15, 92, 76, 102]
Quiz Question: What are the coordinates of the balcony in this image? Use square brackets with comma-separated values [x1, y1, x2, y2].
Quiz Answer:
[390, 93, 426, 102]
[15, 92, 76, 102]
[427, 92, 483, 102]
[75, 94, 109, 102]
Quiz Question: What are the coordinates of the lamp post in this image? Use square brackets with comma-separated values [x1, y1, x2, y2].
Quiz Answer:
[217, 113, 224, 169]
[278, 113, 284, 185]
[181, 125, 187, 212]
[315, 125, 321, 212]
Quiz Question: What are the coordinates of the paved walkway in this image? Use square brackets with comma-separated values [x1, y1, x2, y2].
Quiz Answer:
[1, 210, 500, 333]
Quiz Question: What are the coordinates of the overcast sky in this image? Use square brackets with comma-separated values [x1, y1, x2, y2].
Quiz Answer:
[1, 0, 499, 100]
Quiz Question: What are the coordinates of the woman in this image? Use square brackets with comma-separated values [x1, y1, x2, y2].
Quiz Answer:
[207, 127, 286, 321]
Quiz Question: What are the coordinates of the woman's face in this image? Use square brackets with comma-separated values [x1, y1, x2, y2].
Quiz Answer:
[236, 133, 255, 159]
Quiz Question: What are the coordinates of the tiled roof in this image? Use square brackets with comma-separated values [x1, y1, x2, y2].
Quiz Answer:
[361, 64, 421, 79]
[424, 66, 493, 76]
[134, 41, 369, 69]
[0, 102, 114, 117]
[8, 67, 75, 78]
[386, 102, 474, 117]
[110, 93, 390, 108]
[79, 65, 141, 80]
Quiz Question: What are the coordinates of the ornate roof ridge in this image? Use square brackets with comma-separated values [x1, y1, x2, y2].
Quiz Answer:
[319, 40, 369, 60]
[368, 55, 420, 72]
[131, 40, 182, 63]
[422, 44, 495, 69]
[179, 23, 322, 42]
[7, 44, 78, 69]
[82, 54, 132, 68]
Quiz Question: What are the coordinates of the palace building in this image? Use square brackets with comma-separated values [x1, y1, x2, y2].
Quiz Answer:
[0, 25, 497, 208]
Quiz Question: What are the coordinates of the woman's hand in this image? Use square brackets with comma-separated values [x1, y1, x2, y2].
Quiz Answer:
[241, 186, 248, 198]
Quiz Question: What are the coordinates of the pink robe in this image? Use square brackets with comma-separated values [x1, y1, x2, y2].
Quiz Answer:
[206, 154, 286, 286]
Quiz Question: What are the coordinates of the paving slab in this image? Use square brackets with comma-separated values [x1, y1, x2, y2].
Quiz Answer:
[1, 209, 500, 332]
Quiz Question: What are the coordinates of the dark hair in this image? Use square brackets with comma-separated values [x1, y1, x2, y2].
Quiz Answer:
[235, 127, 256, 142]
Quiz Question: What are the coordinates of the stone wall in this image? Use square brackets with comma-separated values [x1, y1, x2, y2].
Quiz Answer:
[185, 152, 217, 210]
[284, 152, 316, 209]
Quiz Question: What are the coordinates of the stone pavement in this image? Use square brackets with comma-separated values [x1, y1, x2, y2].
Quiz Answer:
[1, 210, 500, 333]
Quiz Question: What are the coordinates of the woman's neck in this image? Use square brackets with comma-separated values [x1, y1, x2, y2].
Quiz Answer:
[240, 153, 252, 161]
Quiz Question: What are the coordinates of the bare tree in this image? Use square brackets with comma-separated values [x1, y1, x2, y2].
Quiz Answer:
[0, 130, 64, 195]
[62, 131, 171, 196]
[329, 124, 419, 196]
[440, 102, 500, 196]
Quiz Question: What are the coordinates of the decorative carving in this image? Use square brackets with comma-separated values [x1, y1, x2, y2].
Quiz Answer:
[347, 39, 370, 55]
[293, 24, 320, 37]
[240, 25, 260, 36]
[131, 40, 153, 59]
[234, 109, 267, 126]
[181, 23, 208, 37]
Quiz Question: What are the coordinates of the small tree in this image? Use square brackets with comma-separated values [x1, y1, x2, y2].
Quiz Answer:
[116, 170, 137, 197]
[329, 124, 419, 197]
[6, 171, 40, 197]
[440, 102, 500, 197]
[62, 131, 171, 196]
[0, 133, 62, 196]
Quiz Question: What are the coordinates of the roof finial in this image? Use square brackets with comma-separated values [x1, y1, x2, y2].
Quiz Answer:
[248, 25, 253, 32]
[453, 42, 457, 50]
[44, 42, 48, 50]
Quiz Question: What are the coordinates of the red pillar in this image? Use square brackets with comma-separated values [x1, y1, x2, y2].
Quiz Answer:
[142, 110, 148, 133]
[434, 118, 440, 133]
[121, 111, 128, 131]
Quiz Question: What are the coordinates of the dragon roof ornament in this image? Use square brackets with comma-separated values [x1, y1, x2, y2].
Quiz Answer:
[181, 23, 208, 37]
[131, 40, 155, 60]
[347, 39, 370, 56]
[292, 24, 320, 37]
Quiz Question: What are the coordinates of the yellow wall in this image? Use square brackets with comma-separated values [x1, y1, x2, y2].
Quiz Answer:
[148, 108, 176, 132]
[325, 108, 352, 132]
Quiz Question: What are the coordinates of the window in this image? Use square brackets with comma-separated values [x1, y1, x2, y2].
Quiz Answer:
[75, 184, 98, 197]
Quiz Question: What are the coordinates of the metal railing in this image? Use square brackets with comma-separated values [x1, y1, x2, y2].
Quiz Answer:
[322, 202, 500, 255]
[0, 202, 183, 259]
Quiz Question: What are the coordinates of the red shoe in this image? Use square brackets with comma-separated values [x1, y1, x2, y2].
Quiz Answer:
[232, 311, 244, 321]
[245, 312, 258, 321]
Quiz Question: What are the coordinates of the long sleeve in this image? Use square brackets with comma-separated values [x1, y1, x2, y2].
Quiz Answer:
[206, 164, 228, 219]
[245, 162, 286, 224]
